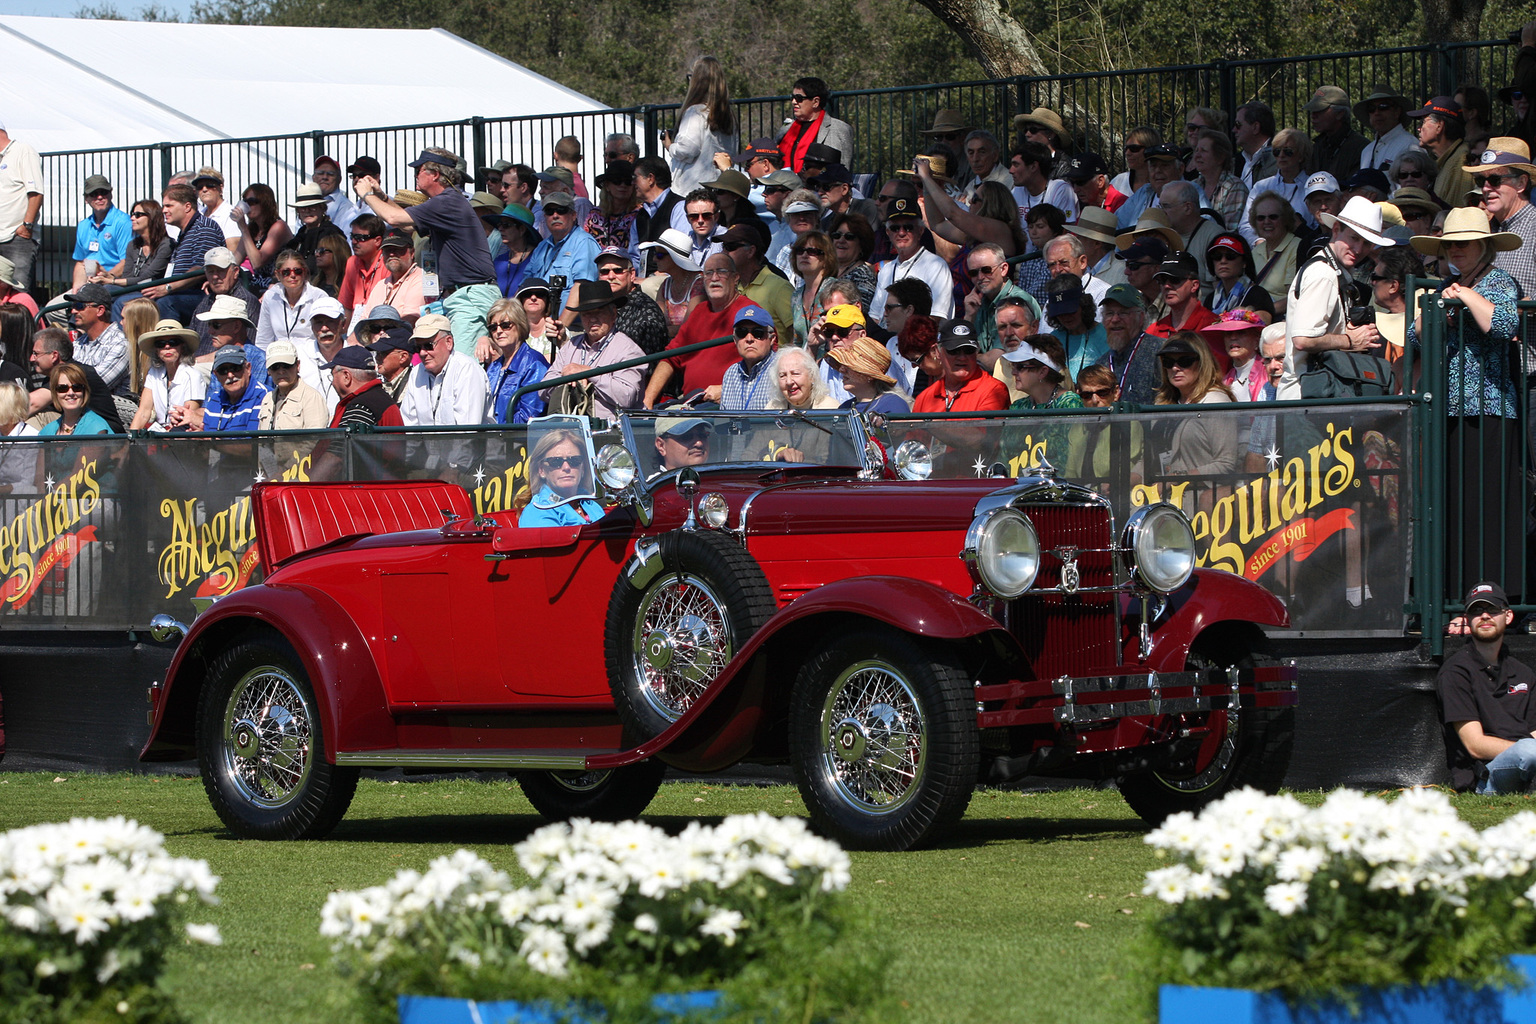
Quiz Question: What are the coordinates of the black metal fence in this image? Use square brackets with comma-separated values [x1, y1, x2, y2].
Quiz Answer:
[32, 37, 1523, 295]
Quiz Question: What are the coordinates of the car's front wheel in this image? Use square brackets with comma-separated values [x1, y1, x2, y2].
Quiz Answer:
[516, 759, 667, 822]
[1117, 627, 1293, 825]
[790, 627, 978, 851]
[604, 530, 776, 739]
[196, 638, 358, 840]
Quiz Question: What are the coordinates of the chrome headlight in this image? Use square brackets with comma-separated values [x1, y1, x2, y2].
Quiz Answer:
[892, 439, 932, 481]
[697, 492, 729, 529]
[1122, 504, 1196, 593]
[964, 509, 1040, 598]
[596, 444, 637, 491]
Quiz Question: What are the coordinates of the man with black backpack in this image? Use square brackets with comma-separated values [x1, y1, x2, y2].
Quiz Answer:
[1280, 195, 1396, 399]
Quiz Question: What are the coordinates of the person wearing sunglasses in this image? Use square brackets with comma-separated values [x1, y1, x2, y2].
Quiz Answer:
[1153, 333, 1240, 480]
[719, 305, 780, 412]
[1407, 96, 1475, 209]
[869, 196, 953, 330]
[186, 344, 269, 433]
[337, 215, 389, 330]
[790, 230, 838, 347]
[1110, 126, 1162, 199]
[1467, 139, 1536, 305]
[70, 173, 132, 292]
[129, 319, 205, 431]
[1353, 86, 1417, 174]
[776, 76, 854, 177]
[399, 312, 488, 428]
[999, 334, 1081, 471]
[483, 298, 548, 424]
[1246, 193, 1301, 317]
[1238, 128, 1313, 244]
[1304, 85, 1368, 183]
[1063, 363, 1143, 489]
[541, 280, 644, 420]
[258, 337, 328, 475]
[38, 362, 111, 438]
[518, 427, 605, 528]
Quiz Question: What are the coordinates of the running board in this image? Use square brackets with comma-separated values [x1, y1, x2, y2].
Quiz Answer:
[335, 749, 603, 770]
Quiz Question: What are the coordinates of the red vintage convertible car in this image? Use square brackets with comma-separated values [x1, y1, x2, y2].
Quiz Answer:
[141, 411, 1296, 851]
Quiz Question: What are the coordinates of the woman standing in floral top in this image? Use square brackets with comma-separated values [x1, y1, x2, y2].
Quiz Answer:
[583, 162, 641, 271]
[1407, 207, 1524, 599]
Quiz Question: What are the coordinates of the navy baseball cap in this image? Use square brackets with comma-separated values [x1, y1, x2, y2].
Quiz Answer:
[733, 305, 774, 331]
[407, 150, 457, 170]
[320, 346, 376, 371]
[367, 325, 415, 353]
[1117, 238, 1170, 263]
[211, 346, 249, 370]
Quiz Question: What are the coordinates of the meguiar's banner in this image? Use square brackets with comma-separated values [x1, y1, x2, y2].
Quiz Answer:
[885, 403, 1411, 635]
[0, 406, 1409, 635]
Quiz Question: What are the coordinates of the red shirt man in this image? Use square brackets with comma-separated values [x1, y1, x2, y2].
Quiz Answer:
[643, 252, 753, 405]
[1145, 251, 1225, 372]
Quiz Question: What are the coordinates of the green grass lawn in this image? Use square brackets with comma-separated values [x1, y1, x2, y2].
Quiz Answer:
[1, 772, 1532, 1024]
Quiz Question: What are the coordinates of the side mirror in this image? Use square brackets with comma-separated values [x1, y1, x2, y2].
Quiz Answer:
[677, 467, 701, 530]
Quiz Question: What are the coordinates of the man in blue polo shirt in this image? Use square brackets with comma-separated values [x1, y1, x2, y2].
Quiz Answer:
[71, 174, 132, 290]
[196, 346, 270, 431]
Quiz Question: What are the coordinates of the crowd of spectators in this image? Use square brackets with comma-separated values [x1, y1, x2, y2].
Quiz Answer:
[0, 28, 1532, 534]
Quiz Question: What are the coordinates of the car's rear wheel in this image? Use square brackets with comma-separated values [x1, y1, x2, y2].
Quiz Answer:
[516, 759, 666, 822]
[790, 627, 978, 851]
[1117, 627, 1293, 825]
[604, 530, 776, 738]
[196, 639, 358, 839]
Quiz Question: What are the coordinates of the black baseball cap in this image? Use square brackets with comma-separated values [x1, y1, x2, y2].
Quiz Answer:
[1154, 251, 1201, 282]
[939, 318, 979, 352]
[1062, 152, 1109, 182]
[1117, 238, 1170, 263]
[1463, 581, 1510, 614]
[367, 325, 415, 354]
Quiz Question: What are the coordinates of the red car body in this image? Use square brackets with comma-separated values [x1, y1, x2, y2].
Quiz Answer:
[142, 412, 1296, 850]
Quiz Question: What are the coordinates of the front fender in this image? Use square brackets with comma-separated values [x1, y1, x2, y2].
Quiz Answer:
[589, 576, 1017, 773]
[139, 583, 395, 762]
[1140, 568, 1291, 672]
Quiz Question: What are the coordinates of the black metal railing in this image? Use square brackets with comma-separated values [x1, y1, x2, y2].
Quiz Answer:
[31, 37, 1520, 296]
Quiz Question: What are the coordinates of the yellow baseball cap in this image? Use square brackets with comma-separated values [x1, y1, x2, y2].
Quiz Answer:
[824, 304, 866, 328]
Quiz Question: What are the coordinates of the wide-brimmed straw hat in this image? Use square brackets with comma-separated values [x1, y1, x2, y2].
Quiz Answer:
[138, 319, 198, 358]
[1389, 186, 1440, 214]
[1317, 195, 1397, 247]
[1410, 206, 1521, 256]
[895, 153, 954, 184]
[289, 183, 328, 208]
[825, 335, 896, 386]
[1013, 107, 1072, 149]
[1069, 207, 1119, 246]
[1114, 208, 1183, 252]
[1462, 137, 1536, 178]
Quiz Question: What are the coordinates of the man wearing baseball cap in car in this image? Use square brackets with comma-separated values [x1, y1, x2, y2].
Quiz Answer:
[1438, 580, 1536, 794]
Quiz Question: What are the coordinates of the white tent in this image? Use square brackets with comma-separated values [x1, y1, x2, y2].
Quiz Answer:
[0, 16, 642, 287]
[0, 16, 614, 151]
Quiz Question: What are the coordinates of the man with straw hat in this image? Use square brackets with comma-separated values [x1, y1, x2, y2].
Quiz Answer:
[1069, 207, 1125, 288]
[1280, 195, 1394, 400]
[1465, 138, 1536, 300]
[1354, 85, 1418, 173]
[1407, 207, 1524, 606]
[1013, 107, 1072, 176]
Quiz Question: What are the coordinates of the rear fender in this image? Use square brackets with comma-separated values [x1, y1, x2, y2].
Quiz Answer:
[589, 576, 1018, 773]
[139, 584, 393, 762]
[1139, 569, 1290, 672]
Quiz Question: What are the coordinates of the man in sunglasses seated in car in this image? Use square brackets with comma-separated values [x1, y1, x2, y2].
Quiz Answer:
[652, 415, 713, 474]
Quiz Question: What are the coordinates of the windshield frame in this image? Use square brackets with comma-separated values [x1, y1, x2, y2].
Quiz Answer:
[616, 410, 872, 493]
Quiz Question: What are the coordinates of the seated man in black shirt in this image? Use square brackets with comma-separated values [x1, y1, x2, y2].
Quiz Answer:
[1437, 581, 1536, 793]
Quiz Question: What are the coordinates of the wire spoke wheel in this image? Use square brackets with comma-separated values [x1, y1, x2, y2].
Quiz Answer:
[819, 660, 928, 814]
[791, 628, 977, 851]
[630, 572, 734, 721]
[220, 665, 316, 808]
[197, 639, 358, 840]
